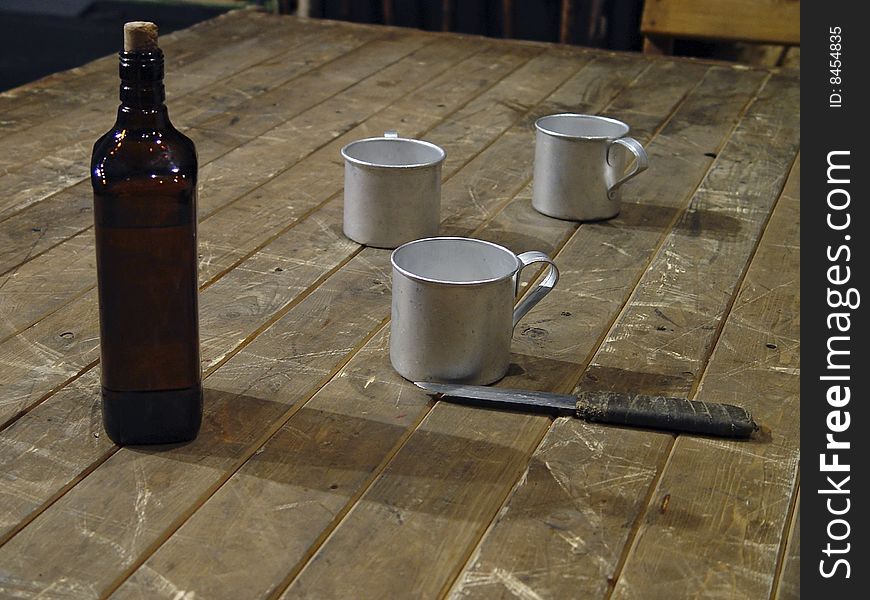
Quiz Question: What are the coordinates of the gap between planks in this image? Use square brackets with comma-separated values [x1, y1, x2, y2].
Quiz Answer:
[770, 482, 800, 600]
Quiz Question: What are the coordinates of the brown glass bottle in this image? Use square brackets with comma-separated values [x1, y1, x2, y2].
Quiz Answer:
[90, 23, 202, 445]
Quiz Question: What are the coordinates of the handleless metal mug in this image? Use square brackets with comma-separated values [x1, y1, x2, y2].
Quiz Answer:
[532, 114, 649, 221]
[341, 131, 446, 249]
[390, 237, 560, 385]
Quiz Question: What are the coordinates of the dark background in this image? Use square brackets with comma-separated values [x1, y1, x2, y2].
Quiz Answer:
[0, 0, 649, 93]
[300, 0, 643, 49]
[0, 1, 232, 91]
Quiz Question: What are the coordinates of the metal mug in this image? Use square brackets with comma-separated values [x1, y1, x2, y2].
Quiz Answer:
[390, 237, 560, 385]
[341, 131, 446, 249]
[532, 113, 649, 221]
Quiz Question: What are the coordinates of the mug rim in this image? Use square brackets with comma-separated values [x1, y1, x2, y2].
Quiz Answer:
[391, 236, 521, 286]
[341, 136, 446, 170]
[535, 113, 630, 141]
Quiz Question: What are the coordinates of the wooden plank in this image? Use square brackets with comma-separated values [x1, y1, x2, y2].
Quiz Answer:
[641, 0, 801, 46]
[0, 28, 430, 281]
[570, 73, 797, 400]
[0, 44, 620, 596]
[0, 38, 531, 427]
[0, 16, 384, 221]
[449, 71, 798, 599]
[455, 421, 672, 600]
[0, 231, 97, 341]
[774, 493, 800, 600]
[274, 62, 718, 600]
[0, 370, 113, 542]
[610, 155, 801, 599]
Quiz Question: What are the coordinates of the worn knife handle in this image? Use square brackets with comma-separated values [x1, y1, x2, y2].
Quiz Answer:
[575, 391, 758, 438]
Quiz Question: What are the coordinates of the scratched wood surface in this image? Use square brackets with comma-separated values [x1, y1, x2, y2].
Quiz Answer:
[610, 153, 801, 600]
[0, 10, 799, 600]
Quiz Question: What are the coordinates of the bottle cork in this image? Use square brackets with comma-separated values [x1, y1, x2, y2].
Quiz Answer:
[124, 21, 159, 52]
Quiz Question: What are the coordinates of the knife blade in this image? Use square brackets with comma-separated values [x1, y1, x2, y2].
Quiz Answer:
[414, 382, 758, 438]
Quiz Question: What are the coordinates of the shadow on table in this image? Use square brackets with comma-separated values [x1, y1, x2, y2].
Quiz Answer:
[616, 199, 744, 239]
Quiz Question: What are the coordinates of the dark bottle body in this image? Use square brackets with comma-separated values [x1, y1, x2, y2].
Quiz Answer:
[91, 49, 202, 445]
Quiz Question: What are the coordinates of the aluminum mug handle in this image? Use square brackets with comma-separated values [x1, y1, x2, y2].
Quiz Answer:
[607, 136, 649, 199]
[512, 252, 560, 330]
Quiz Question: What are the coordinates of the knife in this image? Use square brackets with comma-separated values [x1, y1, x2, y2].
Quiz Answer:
[414, 382, 758, 438]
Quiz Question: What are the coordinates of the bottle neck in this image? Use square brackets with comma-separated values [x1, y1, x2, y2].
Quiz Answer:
[118, 50, 166, 111]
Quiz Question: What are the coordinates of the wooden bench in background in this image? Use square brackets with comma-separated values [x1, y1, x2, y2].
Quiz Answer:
[641, 0, 800, 65]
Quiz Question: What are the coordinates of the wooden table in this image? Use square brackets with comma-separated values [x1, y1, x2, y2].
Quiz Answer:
[0, 9, 800, 599]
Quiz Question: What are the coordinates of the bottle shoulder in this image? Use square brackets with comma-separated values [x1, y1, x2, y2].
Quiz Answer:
[91, 118, 197, 191]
